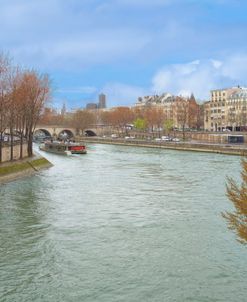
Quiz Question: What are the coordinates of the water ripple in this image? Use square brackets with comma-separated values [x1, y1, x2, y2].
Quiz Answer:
[0, 144, 246, 302]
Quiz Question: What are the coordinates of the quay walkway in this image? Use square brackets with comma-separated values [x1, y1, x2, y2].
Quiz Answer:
[80, 137, 247, 156]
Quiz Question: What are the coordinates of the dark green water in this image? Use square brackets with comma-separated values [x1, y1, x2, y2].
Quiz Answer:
[0, 144, 246, 302]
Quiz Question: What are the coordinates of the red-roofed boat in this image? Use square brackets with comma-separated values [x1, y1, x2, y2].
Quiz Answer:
[39, 141, 87, 155]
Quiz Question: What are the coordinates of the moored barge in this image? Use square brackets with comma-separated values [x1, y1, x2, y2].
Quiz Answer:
[39, 141, 87, 155]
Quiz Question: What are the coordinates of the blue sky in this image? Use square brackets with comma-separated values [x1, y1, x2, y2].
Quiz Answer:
[1, 0, 247, 108]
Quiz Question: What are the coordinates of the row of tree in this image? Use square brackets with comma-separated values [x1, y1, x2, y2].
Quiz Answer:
[40, 96, 203, 138]
[0, 54, 50, 162]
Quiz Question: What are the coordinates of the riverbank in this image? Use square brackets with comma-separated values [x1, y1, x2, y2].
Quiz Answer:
[81, 137, 247, 156]
[0, 155, 53, 185]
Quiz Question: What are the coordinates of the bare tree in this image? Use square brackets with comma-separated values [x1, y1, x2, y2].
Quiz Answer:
[144, 106, 165, 138]
[21, 71, 51, 156]
[0, 54, 51, 161]
[108, 107, 134, 136]
[0, 54, 11, 161]
[187, 94, 200, 129]
[174, 97, 188, 140]
[71, 109, 95, 135]
[173, 95, 199, 139]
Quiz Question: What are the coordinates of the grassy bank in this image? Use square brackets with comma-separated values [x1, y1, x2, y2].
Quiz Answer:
[0, 156, 53, 184]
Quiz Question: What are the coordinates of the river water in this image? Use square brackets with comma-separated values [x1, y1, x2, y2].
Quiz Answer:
[0, 144, 246, 302]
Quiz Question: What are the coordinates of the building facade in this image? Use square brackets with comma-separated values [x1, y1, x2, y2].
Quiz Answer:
[86, 103, 98, 110]
[86, 94, 107, 110]
[227, 89, 247, 131]
[136, 93, 200, 129]
[98, 93, 106, 109]
[204, 87, 247, 131]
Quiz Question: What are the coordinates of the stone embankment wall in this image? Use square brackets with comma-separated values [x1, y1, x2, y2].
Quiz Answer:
[82, 137, 247, 156]
[179, 132, 247, 143]
[1, 143, 28, 162]
[90, 129, 247, 144]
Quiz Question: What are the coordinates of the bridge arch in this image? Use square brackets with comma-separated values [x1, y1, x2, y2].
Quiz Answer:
[36, 124, 99, 137]
[58, 129, 74, 139]
[85, 129, 97, 136]
[34, 129, 52, 140]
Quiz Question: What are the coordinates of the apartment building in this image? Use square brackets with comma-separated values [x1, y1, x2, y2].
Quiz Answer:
[136, 93, 200, 129]
[227, 89, 247, 131]
[204, 86, 247, 131]
[136, 93, 176, 121]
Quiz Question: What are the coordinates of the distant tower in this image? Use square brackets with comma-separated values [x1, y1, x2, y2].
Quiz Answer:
[61, 102, 66, 115]
[98, 93, 106, 109]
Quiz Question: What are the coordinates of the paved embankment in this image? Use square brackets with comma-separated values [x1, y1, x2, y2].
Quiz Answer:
[0, 154, 53, 184]
[81, 137, 247, 156]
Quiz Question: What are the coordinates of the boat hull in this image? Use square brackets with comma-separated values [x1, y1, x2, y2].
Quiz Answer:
[39, 142, 87, 155]
[70, 150, 87, 154]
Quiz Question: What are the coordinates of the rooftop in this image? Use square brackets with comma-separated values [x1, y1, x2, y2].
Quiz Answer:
[211, 86, 247, 92]
[229, 89, 247, 99]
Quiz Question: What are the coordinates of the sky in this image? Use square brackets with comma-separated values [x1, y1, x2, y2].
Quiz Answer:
[1, 0, 247, 108]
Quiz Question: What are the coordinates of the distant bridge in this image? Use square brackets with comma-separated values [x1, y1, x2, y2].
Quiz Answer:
[34, 125, 100, 139]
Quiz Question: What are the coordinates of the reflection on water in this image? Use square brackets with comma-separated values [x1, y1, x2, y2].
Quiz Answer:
[0, 144, 246, 302]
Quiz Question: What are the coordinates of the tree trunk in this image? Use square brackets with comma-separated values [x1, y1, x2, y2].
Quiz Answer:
[10, 127, 14, 161]
[20, 132, 23, 159]
[0, 133, 2, 162]
[27, 131, 33, 157]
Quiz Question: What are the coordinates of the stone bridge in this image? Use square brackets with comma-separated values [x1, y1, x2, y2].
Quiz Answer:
[34, 125, 100, 139]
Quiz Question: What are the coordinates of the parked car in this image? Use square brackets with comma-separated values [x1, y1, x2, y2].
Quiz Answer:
[111, 134, 118, 138]
[161, 136, 172, 141]
[1, 134, 20, 142]
[172, 138, 180, 142]
[155, 138, 161, 141]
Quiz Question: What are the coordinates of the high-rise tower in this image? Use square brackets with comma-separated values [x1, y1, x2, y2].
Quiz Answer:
[98, 93, 106, 109]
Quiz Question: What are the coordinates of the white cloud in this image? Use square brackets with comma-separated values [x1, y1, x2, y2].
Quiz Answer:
[0, 0, 150, 70]
[53, 53, 247, 107]
[151, 55, 247, 100]
[152, 70, 172, 94]
[100, 54, 247, 106]
[102, 83, 149, 107]
[1, 0, 246, 107]
[221, 54, 247, 80]
[211, 59, 222, 69]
